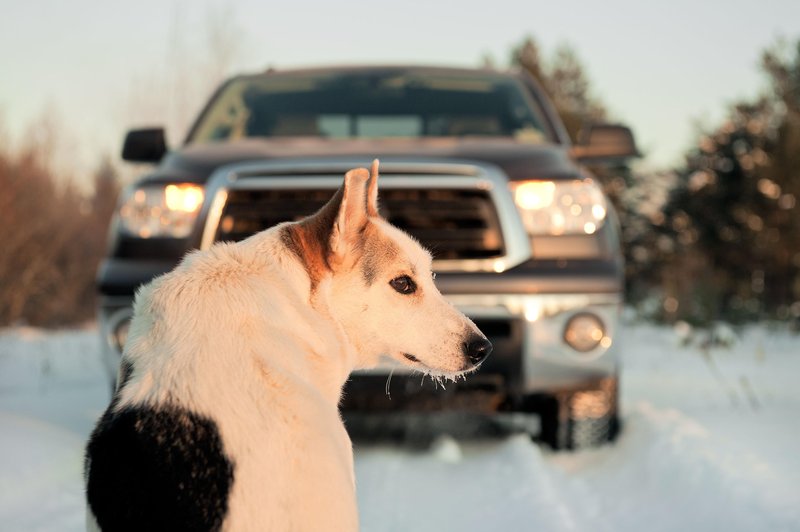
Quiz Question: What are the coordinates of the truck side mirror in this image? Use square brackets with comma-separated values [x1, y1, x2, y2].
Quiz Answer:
[571, 124, 639, 164]
[122, 128, 167, 163]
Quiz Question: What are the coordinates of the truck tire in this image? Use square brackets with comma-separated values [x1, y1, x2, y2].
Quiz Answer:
[537, 376, 620, 450]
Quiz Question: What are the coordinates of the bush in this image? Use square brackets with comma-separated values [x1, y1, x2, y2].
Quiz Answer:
[0, 137, 119, 327]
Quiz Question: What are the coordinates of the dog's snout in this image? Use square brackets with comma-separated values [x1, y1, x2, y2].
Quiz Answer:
[464, 337, 493, 365]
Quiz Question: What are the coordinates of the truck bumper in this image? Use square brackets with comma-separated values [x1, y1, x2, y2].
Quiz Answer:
[97, 295, 135, 387]
[342, 291, 621, 409]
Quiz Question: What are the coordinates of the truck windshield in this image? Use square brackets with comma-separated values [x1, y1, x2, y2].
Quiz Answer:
[188, 70, 551, 143]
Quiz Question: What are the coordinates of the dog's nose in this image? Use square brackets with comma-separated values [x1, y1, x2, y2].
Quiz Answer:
[465, 337, 493, 365]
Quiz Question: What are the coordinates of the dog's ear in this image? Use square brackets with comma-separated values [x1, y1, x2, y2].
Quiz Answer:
[367, 159, 380, 218]
[330, 166, 371, 265]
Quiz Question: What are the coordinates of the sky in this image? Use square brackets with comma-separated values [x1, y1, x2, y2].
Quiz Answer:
[1, 0, 799, 183]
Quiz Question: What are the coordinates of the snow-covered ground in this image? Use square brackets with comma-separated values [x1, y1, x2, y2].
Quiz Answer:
[1, 321, 799, 531]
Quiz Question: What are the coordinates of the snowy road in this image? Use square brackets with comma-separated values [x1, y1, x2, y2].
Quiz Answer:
[1, 322, 799, 531]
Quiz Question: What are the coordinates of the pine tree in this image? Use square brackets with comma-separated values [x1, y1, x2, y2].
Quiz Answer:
[511, 38, 606, 141]
[662, 40, 800, 323]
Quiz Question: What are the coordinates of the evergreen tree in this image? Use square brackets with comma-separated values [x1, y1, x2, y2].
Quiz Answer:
[663, 40, 800, 323]
[511, 37, 606, 141]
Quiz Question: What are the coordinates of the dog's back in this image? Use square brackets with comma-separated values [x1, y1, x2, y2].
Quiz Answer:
[86, 378, 356, 532]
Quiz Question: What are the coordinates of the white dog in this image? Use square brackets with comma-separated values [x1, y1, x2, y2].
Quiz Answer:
[84, 161, 492, 531]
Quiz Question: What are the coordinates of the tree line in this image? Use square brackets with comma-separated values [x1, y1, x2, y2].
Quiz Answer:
[0, 127, 119, 327]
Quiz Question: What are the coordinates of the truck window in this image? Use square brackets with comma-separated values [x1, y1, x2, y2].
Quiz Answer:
[188, 70, 551, 143]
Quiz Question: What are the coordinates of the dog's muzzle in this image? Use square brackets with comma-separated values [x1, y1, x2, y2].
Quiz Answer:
[464, 337, 493, 366]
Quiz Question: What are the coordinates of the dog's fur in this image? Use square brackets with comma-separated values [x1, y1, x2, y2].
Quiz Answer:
[84, 161, 490, 531]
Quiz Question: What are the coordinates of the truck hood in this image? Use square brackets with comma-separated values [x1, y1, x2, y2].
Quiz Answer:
[150, 138, 581, 184]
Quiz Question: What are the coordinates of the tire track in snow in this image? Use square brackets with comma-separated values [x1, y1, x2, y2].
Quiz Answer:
[550, 403, 800, 532]
[355, 434, 607, 532]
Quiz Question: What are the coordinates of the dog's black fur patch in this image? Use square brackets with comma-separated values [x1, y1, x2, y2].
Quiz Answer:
[85, 402, 235, 532]
[84, 357, 137, 483]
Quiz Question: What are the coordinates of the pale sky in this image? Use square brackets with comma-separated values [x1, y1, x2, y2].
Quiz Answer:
[1, 0, 799, 182]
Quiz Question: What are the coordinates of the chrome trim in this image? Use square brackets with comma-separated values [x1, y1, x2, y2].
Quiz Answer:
[200, 189, 229, 251]
[447, 291, 621, 353]
[104, 306, 134, 356]
[198, 160, 531, 272]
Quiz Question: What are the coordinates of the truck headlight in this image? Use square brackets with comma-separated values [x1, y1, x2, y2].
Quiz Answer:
[118, 184, 204, 238]
[511, 179, 607, 235]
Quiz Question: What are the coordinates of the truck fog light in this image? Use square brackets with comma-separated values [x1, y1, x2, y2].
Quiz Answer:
[564, 313, 605, 352]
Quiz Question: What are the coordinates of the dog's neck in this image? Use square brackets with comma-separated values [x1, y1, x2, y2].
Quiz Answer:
[248, 230, 359, 405]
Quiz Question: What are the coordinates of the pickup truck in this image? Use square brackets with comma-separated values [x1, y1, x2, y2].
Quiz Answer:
[98, 65, 638, 449]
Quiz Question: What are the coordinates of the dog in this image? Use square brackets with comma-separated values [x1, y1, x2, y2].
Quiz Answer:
[84, 160, 492, 531]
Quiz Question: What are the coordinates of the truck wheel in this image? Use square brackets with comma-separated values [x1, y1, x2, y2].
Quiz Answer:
[537, 376, 620, 451]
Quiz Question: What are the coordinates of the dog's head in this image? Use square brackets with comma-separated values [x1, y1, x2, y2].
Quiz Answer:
[283, 161, 491, 378]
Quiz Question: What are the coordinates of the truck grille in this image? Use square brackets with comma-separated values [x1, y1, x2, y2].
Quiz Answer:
[213, 187, 505, 260]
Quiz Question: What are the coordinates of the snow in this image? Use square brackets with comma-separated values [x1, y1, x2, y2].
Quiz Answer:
[2, 321, 799, 531]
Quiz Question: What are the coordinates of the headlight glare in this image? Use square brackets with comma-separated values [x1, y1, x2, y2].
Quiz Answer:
[514, 181, 555, 210]
[119, 184, 204, 238]
[165, 184, 204, 212]
[511, 179, 608, 235]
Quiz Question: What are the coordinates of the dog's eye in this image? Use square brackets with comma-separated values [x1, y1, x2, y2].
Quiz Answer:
[389, 275, 417, 295]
